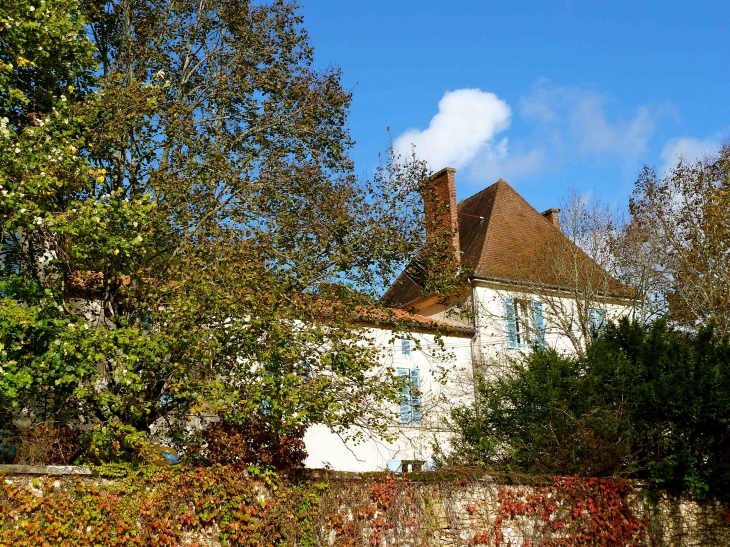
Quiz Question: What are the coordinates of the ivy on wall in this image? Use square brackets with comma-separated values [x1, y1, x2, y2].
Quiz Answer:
[1, 466, 729, 546]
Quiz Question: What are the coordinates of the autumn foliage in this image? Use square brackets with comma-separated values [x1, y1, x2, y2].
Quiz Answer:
[193, 418, 307, 471]
[2, 467, 728, 546]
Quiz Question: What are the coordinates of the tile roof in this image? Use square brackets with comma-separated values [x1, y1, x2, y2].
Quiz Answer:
[383, 178, 633, 307]
[354, 306, 474, 337]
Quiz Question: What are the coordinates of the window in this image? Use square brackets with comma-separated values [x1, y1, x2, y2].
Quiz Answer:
[386, 459, 426, 473]
[504, 298, 545, 349]
[396, 368, 422, 424]
[400, 338, 411, 356]
[588, 308, 606, 335]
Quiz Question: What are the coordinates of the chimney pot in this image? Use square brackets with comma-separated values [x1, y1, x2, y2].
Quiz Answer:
[542, 208, 561, 229]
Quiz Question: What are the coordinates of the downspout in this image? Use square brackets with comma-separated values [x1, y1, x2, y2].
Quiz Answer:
[468, 276, 480, 405]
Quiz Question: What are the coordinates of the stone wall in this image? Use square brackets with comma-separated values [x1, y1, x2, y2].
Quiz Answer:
[1, 467, 729, 546]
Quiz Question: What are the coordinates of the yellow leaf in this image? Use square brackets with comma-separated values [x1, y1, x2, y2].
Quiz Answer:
[16, 56, 36, 68]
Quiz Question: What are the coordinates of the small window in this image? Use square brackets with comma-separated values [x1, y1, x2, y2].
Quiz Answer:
[396, 368, 422, 424]
[588, 308, 606, 335]
[386, 459, 426, 473]
[400, 338, 411, 356]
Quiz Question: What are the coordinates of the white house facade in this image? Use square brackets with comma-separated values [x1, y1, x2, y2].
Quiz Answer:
[304, 167, 635, 472]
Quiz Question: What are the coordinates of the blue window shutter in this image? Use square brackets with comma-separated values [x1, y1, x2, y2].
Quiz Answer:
[410, 368, 422, 424]
[504, 298, 518, 348]
[387, 459, 402, 472]
[532, 300, 545, 348]
[401, 338, 411, 356]
[397, 368, 411, 423]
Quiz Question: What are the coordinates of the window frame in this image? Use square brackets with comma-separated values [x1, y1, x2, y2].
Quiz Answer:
[400, 337, 412, 356]
[396, 367, 422, 425]
[505, 297, 545, 349]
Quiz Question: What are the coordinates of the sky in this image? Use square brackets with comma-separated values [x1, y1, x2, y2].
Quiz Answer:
[300, 0, 730, 213]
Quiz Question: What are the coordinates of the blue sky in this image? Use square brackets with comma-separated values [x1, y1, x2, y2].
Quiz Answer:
[301, 0, 729, 212]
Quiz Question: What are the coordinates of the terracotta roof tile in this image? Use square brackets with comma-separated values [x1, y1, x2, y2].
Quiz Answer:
[355, 306, 474, 337]
[384, 178, 633, 307]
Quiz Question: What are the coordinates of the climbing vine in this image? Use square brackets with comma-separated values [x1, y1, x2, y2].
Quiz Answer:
[490, 476, 647, 546]
[1, 467, 729, 546]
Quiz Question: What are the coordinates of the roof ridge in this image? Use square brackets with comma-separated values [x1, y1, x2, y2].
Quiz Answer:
[473, 180, 509, 273]
[491, 178, 563, 231]
[457, 180, 499, 209]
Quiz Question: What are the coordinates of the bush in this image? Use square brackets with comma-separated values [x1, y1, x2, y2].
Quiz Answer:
[15, 422, 81, 465]
[192, 416, 307, 470]
[453, 319, 730, 499]
[78, 419, 169, 466]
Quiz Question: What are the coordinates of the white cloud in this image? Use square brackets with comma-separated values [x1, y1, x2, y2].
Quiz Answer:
[469, 146, 546, 183]
[393, 88, 511, 170]
[393, 82, 672, 189]
[659, 136, 722, 175]
[520, 83, 661, 161]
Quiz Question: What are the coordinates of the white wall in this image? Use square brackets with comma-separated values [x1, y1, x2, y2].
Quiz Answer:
[305, 282, 634, 471]
[303, 328, 474, 471]
[417, 281, 632, 361]
[472, 282, 630, 360]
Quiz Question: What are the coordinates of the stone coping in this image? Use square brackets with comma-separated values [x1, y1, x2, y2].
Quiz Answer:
[0, 464, 92, 475]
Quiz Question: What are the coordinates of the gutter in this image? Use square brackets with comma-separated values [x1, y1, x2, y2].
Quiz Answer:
[469, 274, 636, 302]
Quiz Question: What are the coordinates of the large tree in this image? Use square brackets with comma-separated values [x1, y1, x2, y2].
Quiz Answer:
[1, 0, 432, 454]
[630, 145, 730, 335]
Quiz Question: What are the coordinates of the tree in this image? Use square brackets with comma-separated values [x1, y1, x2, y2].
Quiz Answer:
[533, 189, 636, 354]
[452, 345, 637, 478]
[451, 319, 730, 499]
[0, 0, 99, 436]
[630, 144, 730, 335]
[1, 0, 434, 455]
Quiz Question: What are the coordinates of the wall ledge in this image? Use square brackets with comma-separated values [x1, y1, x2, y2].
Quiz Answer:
[0, 464, 92, 475]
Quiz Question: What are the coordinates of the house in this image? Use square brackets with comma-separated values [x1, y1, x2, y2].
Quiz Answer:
[304, 167, 635, 472]
[2, 167, 633, 470]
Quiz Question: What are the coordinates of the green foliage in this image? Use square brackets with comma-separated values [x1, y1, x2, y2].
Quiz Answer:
[0, 287, 100, 426]
[453, 319, 730, 499]
[0, 0, 96, 126]
[452, 346, 635, 478]
[1, 0, 437, 459]
[78, 419, 168, 466]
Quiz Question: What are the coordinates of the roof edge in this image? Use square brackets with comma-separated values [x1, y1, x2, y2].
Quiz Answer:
[353, 315, 475, 338]
[470, 274, 636, 302]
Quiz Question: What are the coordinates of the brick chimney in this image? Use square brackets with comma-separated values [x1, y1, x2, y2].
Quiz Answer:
[422, 167, 460, 263]
[542, 208, 560, 229]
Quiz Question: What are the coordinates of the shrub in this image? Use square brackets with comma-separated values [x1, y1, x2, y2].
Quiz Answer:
[192, 416, 307, 470]
[14, 422, 81, 465]
[453, 319, 730, 499]
[78, 419, 169, 466]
